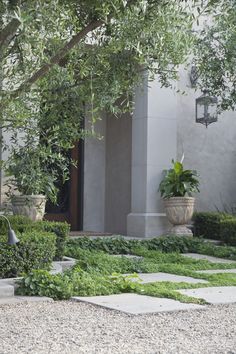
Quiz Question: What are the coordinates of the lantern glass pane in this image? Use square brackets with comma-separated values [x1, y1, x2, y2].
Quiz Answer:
[196, 93, 218, 126]
[208, 102, 217, 118]
[197, 103, 205, 120]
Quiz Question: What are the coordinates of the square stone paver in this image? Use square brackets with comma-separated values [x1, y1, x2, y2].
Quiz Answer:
[113, 254, 143, 260]
[178, 286, 236, 304]
[0, 285, 14, 298]
[196, 269, 236, 274]
[72, 293, 205, 314]
[181, 253, 236, 264]
[127, 273, 208, 284]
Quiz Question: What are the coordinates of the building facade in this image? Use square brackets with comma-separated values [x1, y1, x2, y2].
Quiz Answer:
[2, 67, 236, 237]
[83, 67, 236, 237]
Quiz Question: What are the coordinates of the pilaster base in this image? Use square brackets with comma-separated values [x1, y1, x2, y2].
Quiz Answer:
[127, 213, 171, 238]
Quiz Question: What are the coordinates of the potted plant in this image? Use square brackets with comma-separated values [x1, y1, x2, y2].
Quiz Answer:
[159, 160, 200, 236]
[4, 144, 71, 221]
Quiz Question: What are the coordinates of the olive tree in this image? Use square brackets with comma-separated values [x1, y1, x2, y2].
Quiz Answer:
[0, 1, 202, 123]
[193, 0, 236, 111]
[0, 0, 235, 202]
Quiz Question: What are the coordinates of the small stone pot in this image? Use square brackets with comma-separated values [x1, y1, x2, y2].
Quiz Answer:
[164, 197, 195, 236]
[11, 195, 46, 221]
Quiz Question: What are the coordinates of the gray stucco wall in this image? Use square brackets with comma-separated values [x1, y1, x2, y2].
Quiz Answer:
[83, 112, 132, 234]
[105, 113, 132, 234]
[176, 67, 236, 212]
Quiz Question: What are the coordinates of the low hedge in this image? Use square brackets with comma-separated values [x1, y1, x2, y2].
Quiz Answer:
[193, 212, 234, 240]
[34, 221, 70, 260]
[193, 211, 236, 246]
[0, 215, 32, 234]
[0, 215, 69, 260]
[0, 230, 56, 278]
[220, 218, 236, 246]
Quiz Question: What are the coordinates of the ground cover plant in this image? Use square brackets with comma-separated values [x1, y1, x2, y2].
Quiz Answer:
[17, 236, 236, 303]
[67, 235, 236, 260]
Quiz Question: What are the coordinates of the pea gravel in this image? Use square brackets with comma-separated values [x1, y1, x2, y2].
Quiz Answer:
[0, 301, 235, 354]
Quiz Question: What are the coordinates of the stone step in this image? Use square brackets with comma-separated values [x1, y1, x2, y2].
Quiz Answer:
[0, 284, 14, 298]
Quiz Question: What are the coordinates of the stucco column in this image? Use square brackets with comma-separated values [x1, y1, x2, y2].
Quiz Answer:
[83, 115, 106, 232]
[127, 73, 177, 237]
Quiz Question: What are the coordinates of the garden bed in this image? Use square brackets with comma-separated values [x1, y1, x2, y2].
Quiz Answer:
[15, 236, 236, 303]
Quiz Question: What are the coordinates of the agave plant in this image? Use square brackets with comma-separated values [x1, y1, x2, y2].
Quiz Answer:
[159, 160, 200, 199]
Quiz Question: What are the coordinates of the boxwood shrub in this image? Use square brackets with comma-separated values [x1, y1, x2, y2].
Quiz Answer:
[0, 230, 56, 278]
[0, 215, 69, 260]
[193, 212, 234, 240]
[0, 215, 32, 234]
[220, 218, 236, 246]
[33, 221, 70, 260]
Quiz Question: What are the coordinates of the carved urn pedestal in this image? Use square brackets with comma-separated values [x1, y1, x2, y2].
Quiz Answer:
[164, 197, 195, 236]
[11, 195, 46, 221]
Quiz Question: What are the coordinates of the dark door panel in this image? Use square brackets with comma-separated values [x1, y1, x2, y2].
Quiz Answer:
[44, 141, 83, 231]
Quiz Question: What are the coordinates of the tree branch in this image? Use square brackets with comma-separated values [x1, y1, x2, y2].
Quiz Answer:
[14, 19, 104, 97]
[0, 18, 21, 50]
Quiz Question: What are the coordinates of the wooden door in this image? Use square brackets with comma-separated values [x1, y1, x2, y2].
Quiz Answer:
[44, 141, 84, 231]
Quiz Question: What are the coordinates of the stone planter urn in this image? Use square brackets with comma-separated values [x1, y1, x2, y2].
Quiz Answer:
[164, 197, 195, 236]
[11, 195, 46, 221]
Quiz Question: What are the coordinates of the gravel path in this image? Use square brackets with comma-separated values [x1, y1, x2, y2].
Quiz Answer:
[0, 300, 235, 354]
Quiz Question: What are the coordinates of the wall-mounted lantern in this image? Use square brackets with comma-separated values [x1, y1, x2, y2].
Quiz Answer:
[196, 90, 218, 128]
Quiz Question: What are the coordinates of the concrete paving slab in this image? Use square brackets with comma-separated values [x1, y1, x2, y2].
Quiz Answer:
[72, 293, 205, 314]
[113, 254, 143, 260]
[0, 285, 14, 298]
[178, 286, 236, 304]
[202, 239, 222, 245]
[50, 262, 63, 274]
[127, 272, 208, 284]
[181, 253, 236, 264]
[0, 296, 53, 306]
[56, 256, 77, 271]
[0, 277, 21, 287]
[196, 269, 236, 274]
